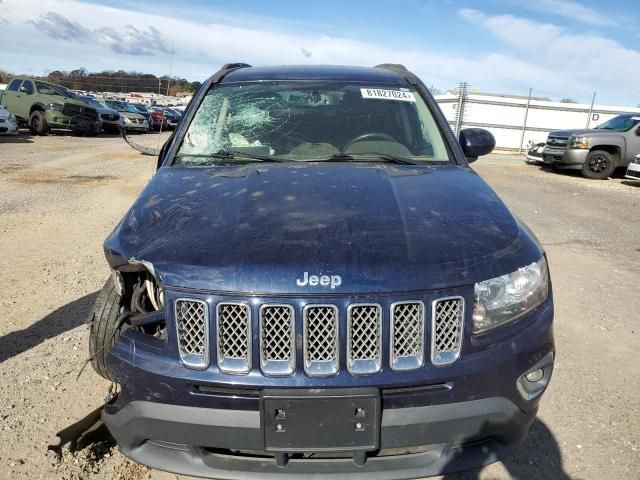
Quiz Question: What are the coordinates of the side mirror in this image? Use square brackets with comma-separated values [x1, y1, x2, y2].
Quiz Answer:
[19, 85, 32, 95]
[157, 131, 176, 170]
[459, 128, 495, 163]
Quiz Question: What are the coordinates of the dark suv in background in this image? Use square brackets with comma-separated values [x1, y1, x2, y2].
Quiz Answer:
[89, 63, 554, 479]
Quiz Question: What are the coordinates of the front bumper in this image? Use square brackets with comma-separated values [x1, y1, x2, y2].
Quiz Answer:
[625, 162, 640, 180]
[542, 146, 588, 168]
[0, 119, 19, 135]
[124, 120, 150, 131]
[45, 110, 101, 132]
[104, 394, 539, 479]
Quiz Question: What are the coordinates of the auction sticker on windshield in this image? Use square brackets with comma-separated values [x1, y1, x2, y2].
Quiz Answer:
[361, 88, 416, 102]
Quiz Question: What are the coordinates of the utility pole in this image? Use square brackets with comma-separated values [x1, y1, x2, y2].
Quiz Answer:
[166, 38, 174, 97]
[454, 82, 468, 136]
[586, 91, 597, 128]
[519, 88, 533, 154]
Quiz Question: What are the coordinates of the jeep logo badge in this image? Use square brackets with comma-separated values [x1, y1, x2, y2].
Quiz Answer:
[296, 272, 342, 289]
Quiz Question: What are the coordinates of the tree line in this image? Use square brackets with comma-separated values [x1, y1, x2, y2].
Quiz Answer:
[0, 68, 201, 96]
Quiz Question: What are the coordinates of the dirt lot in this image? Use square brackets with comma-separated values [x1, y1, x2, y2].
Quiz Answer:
[0, 132, 638, 480]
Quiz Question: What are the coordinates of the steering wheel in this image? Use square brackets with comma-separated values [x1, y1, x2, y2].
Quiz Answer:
[343, 132, 396, 151]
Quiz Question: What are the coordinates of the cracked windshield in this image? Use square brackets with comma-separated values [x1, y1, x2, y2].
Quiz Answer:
[176, 81, 449, 164]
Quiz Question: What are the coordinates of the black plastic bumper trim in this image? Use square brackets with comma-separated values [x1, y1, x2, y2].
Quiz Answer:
[104, 396, 536, 478]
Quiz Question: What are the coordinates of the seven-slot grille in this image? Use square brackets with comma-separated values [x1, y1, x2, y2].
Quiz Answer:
[175, 297, 465, 375]
[390, 302, 425, 371]
[303, 305, 339, 377]
[347, 304, 382, 375]
[175, 299, 209, 369]
[217, 302, 251, 374]
[431, 297, 464, 366]
[260, 305, 295, 376]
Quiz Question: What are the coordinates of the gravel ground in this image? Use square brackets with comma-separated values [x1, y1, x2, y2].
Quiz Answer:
[0, 131, 638, 480]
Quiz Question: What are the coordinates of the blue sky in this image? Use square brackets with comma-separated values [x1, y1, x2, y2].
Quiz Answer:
[1, 0, 639, 105]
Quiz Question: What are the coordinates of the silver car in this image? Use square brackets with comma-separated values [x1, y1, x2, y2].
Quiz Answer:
[103, 100, 149, 133]
[0, 104, 19, 135]
[625, 154, 640, 181]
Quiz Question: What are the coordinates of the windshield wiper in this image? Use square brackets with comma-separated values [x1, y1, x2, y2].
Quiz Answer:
[313, 153, 418, 165]
[176, 151, 285, 163]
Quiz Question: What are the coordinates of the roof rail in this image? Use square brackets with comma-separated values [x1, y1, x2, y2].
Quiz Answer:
[374, 63, 409, 73]
[373, 63, 418, 86]
[208, 63, 252, 87]
[220, 63, 252, 71]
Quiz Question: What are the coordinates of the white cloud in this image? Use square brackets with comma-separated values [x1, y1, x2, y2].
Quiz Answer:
[0, 0, 638, 106]
[529, 0, 618, 27]
[30, 11, 171, 56]
[458, 8, 640, 103]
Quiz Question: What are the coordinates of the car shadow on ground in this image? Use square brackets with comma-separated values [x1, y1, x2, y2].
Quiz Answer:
[0, 134, 34, 144]
[441, 418, 574, 480]
[0, 291, 98, 364]
[621, 180, 640, 187]
[526, 161, 633, 182]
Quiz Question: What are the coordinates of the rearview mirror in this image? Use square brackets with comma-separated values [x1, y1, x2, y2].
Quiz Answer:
[459, 128, 495, 162]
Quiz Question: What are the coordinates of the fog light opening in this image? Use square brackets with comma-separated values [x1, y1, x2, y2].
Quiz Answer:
[525, 368, 544, 383]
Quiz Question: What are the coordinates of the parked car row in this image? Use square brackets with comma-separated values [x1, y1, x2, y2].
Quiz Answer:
[0, 77, 183, 136]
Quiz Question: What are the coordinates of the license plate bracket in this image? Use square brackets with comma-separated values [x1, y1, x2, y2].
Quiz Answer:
[262, 388, 380, 452]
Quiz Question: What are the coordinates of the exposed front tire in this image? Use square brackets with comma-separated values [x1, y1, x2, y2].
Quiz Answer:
[88, 277, 125, 381]
[582, 150, 616, 179]
[29, 110, 49, 135]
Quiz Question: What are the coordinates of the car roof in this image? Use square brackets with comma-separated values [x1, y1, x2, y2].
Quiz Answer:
[221, 65, 409, 85]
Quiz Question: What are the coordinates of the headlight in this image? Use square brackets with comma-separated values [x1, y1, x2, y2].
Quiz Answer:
[472, 257, 549, 334]
[569, 136, 589, 149]
[8, 113, 16, 122]
[46, 102, 64, 112]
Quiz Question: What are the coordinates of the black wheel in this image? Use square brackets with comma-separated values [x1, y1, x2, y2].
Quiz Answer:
[29, 110, 49, 135]
[582, 150, 616, 179]
[88, 277, 125, 381]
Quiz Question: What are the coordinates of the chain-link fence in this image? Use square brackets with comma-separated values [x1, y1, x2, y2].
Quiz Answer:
[435, 83, 640, 153]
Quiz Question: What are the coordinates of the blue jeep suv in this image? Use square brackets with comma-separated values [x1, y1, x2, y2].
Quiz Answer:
[89, 63, 554, 479]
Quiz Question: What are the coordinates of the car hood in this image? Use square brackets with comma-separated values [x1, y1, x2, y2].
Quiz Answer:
[548, 128, 622, 138]
[0, 108, 10, 120]
[104, 164, 543, 293]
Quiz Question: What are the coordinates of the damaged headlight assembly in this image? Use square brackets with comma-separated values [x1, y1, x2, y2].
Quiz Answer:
[472, 257, 549, 334]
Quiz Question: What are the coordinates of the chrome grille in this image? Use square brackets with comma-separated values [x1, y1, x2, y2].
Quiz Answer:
[390, 301, 424, 371]
[347, 304, 382, 375]
[175, 299, 209, 369]
[432, 297, 464, 366]
[303, 305, 338, 377]
[217, 302, 251, 374]
[546, 136, 568, 147]
[260, 305, 295, 376]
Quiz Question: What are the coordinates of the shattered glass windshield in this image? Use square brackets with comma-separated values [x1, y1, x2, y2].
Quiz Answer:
[175, 81, 450, 164]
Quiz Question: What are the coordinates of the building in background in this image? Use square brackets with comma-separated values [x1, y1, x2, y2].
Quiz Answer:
[435, 91, 640, 152]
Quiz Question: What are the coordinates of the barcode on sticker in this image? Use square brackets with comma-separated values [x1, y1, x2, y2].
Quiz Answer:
[361, 88, 416, 102]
